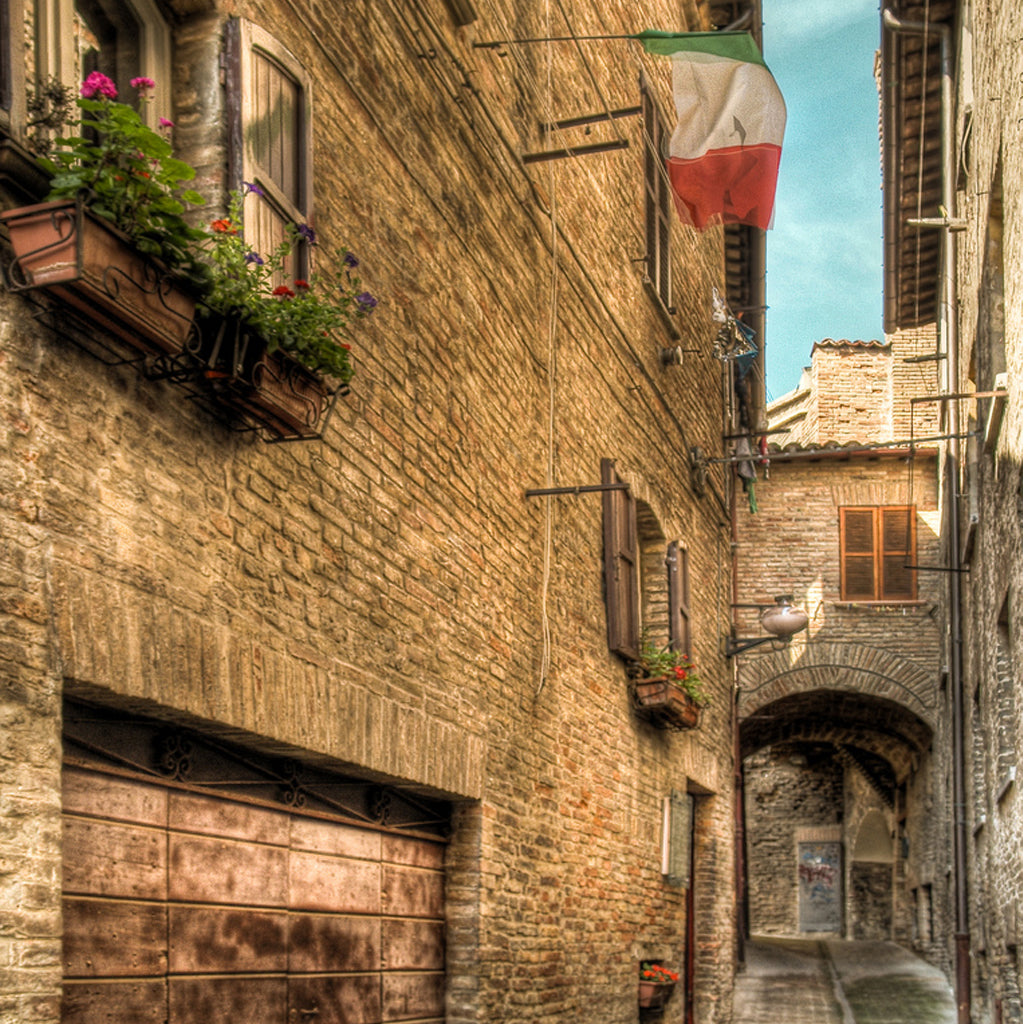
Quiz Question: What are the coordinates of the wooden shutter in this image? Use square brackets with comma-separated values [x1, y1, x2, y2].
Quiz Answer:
[602, 459, 639, 660]
[235, 20, 312, 280]
[662, 790, 693, 888]
[840, 508, 876, 600]
[641, 80, 671, 309]
[880, 506, 916, 600]
[667, 541, 691, 656]
[840, 507, 916, 601]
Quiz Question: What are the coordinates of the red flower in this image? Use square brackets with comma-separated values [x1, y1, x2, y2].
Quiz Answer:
[272, 285, 296, 298]
[673, 666, 687, 680]
[294, 279, 309, 289]
[210, 218, 236, 234]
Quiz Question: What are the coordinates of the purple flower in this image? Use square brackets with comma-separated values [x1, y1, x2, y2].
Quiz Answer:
[343, 252, 359, 269]
[356, 292, 378, 312]
[80, 71, 117, 99]
[297, 223, 316, 244]
[242, 181, 265, 197]
[158, 116, 174, 128]
[130, 76, 156, 92]
[244, 251, 265, 265]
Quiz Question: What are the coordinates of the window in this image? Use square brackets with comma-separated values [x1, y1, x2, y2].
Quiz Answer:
[603, 459, 693, 662]
[233, 20, 312, 282]
[641, 78, 672, 313]
[662, 789, 694, 887]
[839, 506, 917, 601]
[33, 0, 171, 126]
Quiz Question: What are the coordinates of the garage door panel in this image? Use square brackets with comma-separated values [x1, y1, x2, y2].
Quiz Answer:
[288, 914, 380, 973]
[382, 919, 445, 971]
[63, 767, 167, 827]
[64, 818, 166, 900]
[168, 833, 289, 907]
[63, 980, 167, 1024]
[169, 906, 288, 973]
[169, 976, 287, 1024]
[382, 971, 445, 1022]
[63, 899, 167, 977]
[289, 850, 380, 914]
[290, 815, 382, 860]
[382, 834, 445, 870]
[169, 791, 290, 846]
[382, 865, 443, 918]
[288, 973, 381, 1024]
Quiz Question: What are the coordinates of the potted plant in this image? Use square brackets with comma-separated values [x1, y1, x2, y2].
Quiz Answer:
[638, 961, 679, 1010]
[628, 638, 707, 730]
[1, 73, 206, 355]
[192, 185, 377, 439]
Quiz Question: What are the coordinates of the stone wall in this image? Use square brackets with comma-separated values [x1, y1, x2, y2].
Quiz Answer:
[950, 0, 1023, 1018]
[0, 0, 743, 1021]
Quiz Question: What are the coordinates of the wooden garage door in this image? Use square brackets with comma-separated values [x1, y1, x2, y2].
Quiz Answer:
[62, 745, 447, 1024]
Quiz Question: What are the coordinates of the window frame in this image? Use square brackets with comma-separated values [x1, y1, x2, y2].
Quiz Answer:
[640, 76, 674, 320]
[839, 505, 918, 602]
[33, 0, 172, 128]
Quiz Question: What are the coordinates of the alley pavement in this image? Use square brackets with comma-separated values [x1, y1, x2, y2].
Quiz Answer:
[732, 937, 957, 1024]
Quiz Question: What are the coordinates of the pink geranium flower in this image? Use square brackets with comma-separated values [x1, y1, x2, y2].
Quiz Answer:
[80, 71, 117, 99]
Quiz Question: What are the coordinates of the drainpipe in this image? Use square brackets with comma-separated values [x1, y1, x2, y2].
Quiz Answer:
[882, 11, 969, 1023]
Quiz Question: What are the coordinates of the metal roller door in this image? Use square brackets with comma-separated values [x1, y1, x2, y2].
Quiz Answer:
[61, 705, 448, 1024]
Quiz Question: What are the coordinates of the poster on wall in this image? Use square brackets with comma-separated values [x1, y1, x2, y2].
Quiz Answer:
[798, 841, 843, 932]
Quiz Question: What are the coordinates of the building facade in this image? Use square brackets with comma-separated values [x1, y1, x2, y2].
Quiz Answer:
[0, 1, 769, 1023]
[734, 330, 946, 957]
[881, 0, 1022, 1020]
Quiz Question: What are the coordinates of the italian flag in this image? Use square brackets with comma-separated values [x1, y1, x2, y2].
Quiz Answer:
[637, 30, 786, 231]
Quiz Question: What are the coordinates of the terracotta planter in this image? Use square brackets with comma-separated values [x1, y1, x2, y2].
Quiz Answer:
[192, 312, 340, 440]
[632, 677, 702, 730]
[638, 979, 675, 1010]
[1, 199, 195, 356]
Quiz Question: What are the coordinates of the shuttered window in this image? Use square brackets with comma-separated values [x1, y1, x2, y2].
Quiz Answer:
[233, 20, 312, 281]
[840, 506, 916, 601]
[667, 540, 691, 656]
[602, 458, 640, 660]
[641, 78, 672, 312]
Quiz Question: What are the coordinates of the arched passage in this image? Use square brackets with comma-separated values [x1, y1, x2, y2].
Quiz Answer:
[739, 676, 934, 942]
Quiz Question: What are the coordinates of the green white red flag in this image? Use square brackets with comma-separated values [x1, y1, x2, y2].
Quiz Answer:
[636, 30, 786, 231]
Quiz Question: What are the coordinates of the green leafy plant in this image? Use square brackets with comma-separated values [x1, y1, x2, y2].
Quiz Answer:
[640, 962, 679, 984]
[198, 186, 376, 382]
[37, 72, 206, 279]
[633, 637, 707, 706]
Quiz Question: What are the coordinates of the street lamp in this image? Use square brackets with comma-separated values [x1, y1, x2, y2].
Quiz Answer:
[725, 595, 809, 658]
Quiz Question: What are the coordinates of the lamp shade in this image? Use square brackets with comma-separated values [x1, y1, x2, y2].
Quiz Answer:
[760, 596, 809, 638]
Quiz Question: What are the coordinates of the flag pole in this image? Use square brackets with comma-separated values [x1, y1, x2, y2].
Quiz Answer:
[473, 34, 639, 49]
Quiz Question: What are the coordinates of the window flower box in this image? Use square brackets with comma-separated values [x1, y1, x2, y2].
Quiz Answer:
[631, 676, 703, 730]
[1, 198, 196, 356]
[639, 962, 678, 1011]
[191, 311, 345, 441]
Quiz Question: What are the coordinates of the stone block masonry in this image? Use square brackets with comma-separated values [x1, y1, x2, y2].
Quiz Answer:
[0, 0, 743, 1021]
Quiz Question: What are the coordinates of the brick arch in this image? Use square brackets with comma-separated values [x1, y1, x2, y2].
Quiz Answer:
[737, 640, 936, 729]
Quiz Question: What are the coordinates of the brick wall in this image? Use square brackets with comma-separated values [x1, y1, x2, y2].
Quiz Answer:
[0, 0, 743, 1021]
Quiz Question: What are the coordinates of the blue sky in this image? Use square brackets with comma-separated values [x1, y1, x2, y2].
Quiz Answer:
[762, 0, 884, 400]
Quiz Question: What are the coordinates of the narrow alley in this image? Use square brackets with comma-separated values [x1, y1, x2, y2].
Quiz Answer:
[733, 938, 957, 1024]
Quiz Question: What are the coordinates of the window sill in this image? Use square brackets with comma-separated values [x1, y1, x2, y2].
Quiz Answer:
[0, 135, 50, 205]
[832, 600, 930, 610]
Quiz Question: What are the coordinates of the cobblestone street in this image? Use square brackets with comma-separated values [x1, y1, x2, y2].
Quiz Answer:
[733, 938, 957, 1024]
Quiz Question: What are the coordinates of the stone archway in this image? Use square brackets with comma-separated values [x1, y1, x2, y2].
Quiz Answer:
[738, 641, 936, 940]
[737, 641, 937, 733]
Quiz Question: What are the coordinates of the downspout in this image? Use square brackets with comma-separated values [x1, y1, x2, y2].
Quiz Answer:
[882, 11, 969, 1023]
